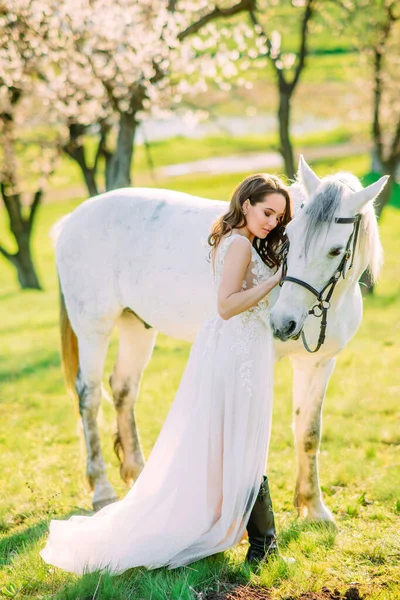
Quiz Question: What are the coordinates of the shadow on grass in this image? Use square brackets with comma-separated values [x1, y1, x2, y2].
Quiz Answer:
[0, 319, 56, 336]
[1, 517, 337, 599]
[0, 511, 252, 600]
[0, 508, 92, 569]
[0, 522, 48, 568]
[48, 548, 253, 600]
[0, 351, 60, 384]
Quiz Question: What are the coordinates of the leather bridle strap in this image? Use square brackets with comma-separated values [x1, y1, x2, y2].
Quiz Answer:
[279, 214, 362, 353]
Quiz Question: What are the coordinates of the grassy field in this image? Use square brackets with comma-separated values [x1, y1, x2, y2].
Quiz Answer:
[0, 160, 399, 599]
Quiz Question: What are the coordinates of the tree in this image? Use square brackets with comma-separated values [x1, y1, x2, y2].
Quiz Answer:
[248, 0, 315, 180]
[48, 0, 258, 195]
[0, 3, 57, 289]
[369, 1, 399, 219]
[0, 0, 256, 289]
[351, 0, 400, 294]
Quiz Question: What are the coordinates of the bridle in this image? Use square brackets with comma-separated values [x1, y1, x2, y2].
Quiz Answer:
[278, 208, 362, 353]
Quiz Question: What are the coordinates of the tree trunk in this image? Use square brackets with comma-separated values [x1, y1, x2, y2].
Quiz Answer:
[370, 147, 383, 173]
[278, 87, 295, 180]
[63, 139, 99, 197]
[1, 231, 41, 290]
[359, 269, 374, 296]
[82, 168, 98, 198]
[14, 237, 41, 290]
[106, 115, 137, 191]
[0, 88, 43, 290]
[62, 122, 112, 197]
[0, 186, 42, 290]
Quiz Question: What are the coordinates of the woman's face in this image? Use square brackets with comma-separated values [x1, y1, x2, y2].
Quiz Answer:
[244, 193, 286, 239]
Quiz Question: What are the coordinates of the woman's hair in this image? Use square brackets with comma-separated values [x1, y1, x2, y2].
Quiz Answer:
[208, 173, 293, 269]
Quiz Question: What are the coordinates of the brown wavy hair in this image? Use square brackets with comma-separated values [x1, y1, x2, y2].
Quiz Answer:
[208, 173, 292, 269]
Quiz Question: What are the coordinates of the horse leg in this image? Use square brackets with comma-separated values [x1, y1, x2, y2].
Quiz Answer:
[76, 331, 117, 512]
[110, 310, 157, 485]
[291, 357, 336, 522]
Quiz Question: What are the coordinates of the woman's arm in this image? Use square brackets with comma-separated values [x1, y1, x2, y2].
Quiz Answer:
[217, 237, 281, 320]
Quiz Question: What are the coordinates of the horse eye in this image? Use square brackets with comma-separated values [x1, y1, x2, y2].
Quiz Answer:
[329, 247, 343, 257]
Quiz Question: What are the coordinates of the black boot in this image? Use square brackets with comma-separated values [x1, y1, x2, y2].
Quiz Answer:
[245, 475, 278, 563]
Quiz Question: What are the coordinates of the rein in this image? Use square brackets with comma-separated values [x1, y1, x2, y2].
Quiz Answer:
[279, 213, 362, 353]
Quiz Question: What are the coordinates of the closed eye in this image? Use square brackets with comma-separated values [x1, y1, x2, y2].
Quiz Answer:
[265, 212, 284, 223]
[329, 247, 344, 257]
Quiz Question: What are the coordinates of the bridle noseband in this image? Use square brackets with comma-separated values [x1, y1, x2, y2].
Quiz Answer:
[279, 211, 362, 353]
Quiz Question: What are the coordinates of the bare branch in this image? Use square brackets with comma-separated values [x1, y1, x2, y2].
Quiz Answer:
[0, 243, 15, 263]
[250, 0, 313, 92]
[0, 182, 22, 225]
[248, 9, 285, 87]
[28, 189, 42, 232]
[372, 46, 383, 163]
[291, 0, 314, 90]
[178, 0, 256, 41]
[93, 123, 110, 173]
[372, 2, 396, 164]
[85, 53, 121, 113]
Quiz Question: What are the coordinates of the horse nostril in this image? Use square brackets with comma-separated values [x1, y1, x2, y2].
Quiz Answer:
[285, 320, 297, 336]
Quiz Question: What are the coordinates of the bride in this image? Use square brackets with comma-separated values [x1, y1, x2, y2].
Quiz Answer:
[40, 173, 292, 575]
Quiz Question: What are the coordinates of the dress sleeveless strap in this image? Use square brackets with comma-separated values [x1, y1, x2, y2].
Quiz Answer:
[214, 234, 253, 285]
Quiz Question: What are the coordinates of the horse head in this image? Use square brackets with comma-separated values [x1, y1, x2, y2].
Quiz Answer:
[270, 156, 388, 343]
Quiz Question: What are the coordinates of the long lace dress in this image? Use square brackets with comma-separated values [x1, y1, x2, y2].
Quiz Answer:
[39, 232, 275, 575]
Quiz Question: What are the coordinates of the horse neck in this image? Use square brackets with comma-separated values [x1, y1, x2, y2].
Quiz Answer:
[330, 258, 365, 303]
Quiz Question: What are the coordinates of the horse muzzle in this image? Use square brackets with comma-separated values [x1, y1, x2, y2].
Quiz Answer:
[270, 314, 303, 342]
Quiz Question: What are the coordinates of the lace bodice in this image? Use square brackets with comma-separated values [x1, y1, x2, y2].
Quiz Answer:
[213, 233, 273, 326]
[201, 232, 274, 398]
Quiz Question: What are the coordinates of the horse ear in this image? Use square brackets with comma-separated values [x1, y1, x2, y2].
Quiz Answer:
[349, 176, 389, 214]
[298, 155, 321, 197]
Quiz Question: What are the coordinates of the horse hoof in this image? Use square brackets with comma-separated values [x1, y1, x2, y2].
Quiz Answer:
[93, 495, 118, 512]
[120, 462, 143, 485]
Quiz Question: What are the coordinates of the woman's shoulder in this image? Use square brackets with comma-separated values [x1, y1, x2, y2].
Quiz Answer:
[217, 232, 253, 260]
[220, 233, 253, 266]
[221, 232, 253, 248]
[212, 232, 253, 275]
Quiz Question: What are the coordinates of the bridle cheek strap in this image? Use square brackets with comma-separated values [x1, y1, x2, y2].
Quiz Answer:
[279, 214, 362, 353]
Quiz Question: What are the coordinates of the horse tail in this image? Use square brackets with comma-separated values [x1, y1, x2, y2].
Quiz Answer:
[60, 286, 79, 407]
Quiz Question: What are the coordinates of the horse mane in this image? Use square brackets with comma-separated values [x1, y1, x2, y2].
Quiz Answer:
[291, 172, 383, 282]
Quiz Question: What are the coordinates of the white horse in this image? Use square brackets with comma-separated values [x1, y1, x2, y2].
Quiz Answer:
[53, 156, 387, 515]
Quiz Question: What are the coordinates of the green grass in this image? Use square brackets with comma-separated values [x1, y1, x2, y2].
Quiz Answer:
[134, 127, 357, 172]
[135, 124, 366, 170]
[0, 164, 399, 599]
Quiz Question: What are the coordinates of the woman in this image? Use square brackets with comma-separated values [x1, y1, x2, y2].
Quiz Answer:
[40, 173, 292, 575]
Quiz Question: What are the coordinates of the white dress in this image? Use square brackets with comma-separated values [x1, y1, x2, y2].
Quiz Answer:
[40, 233, 275, 575]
